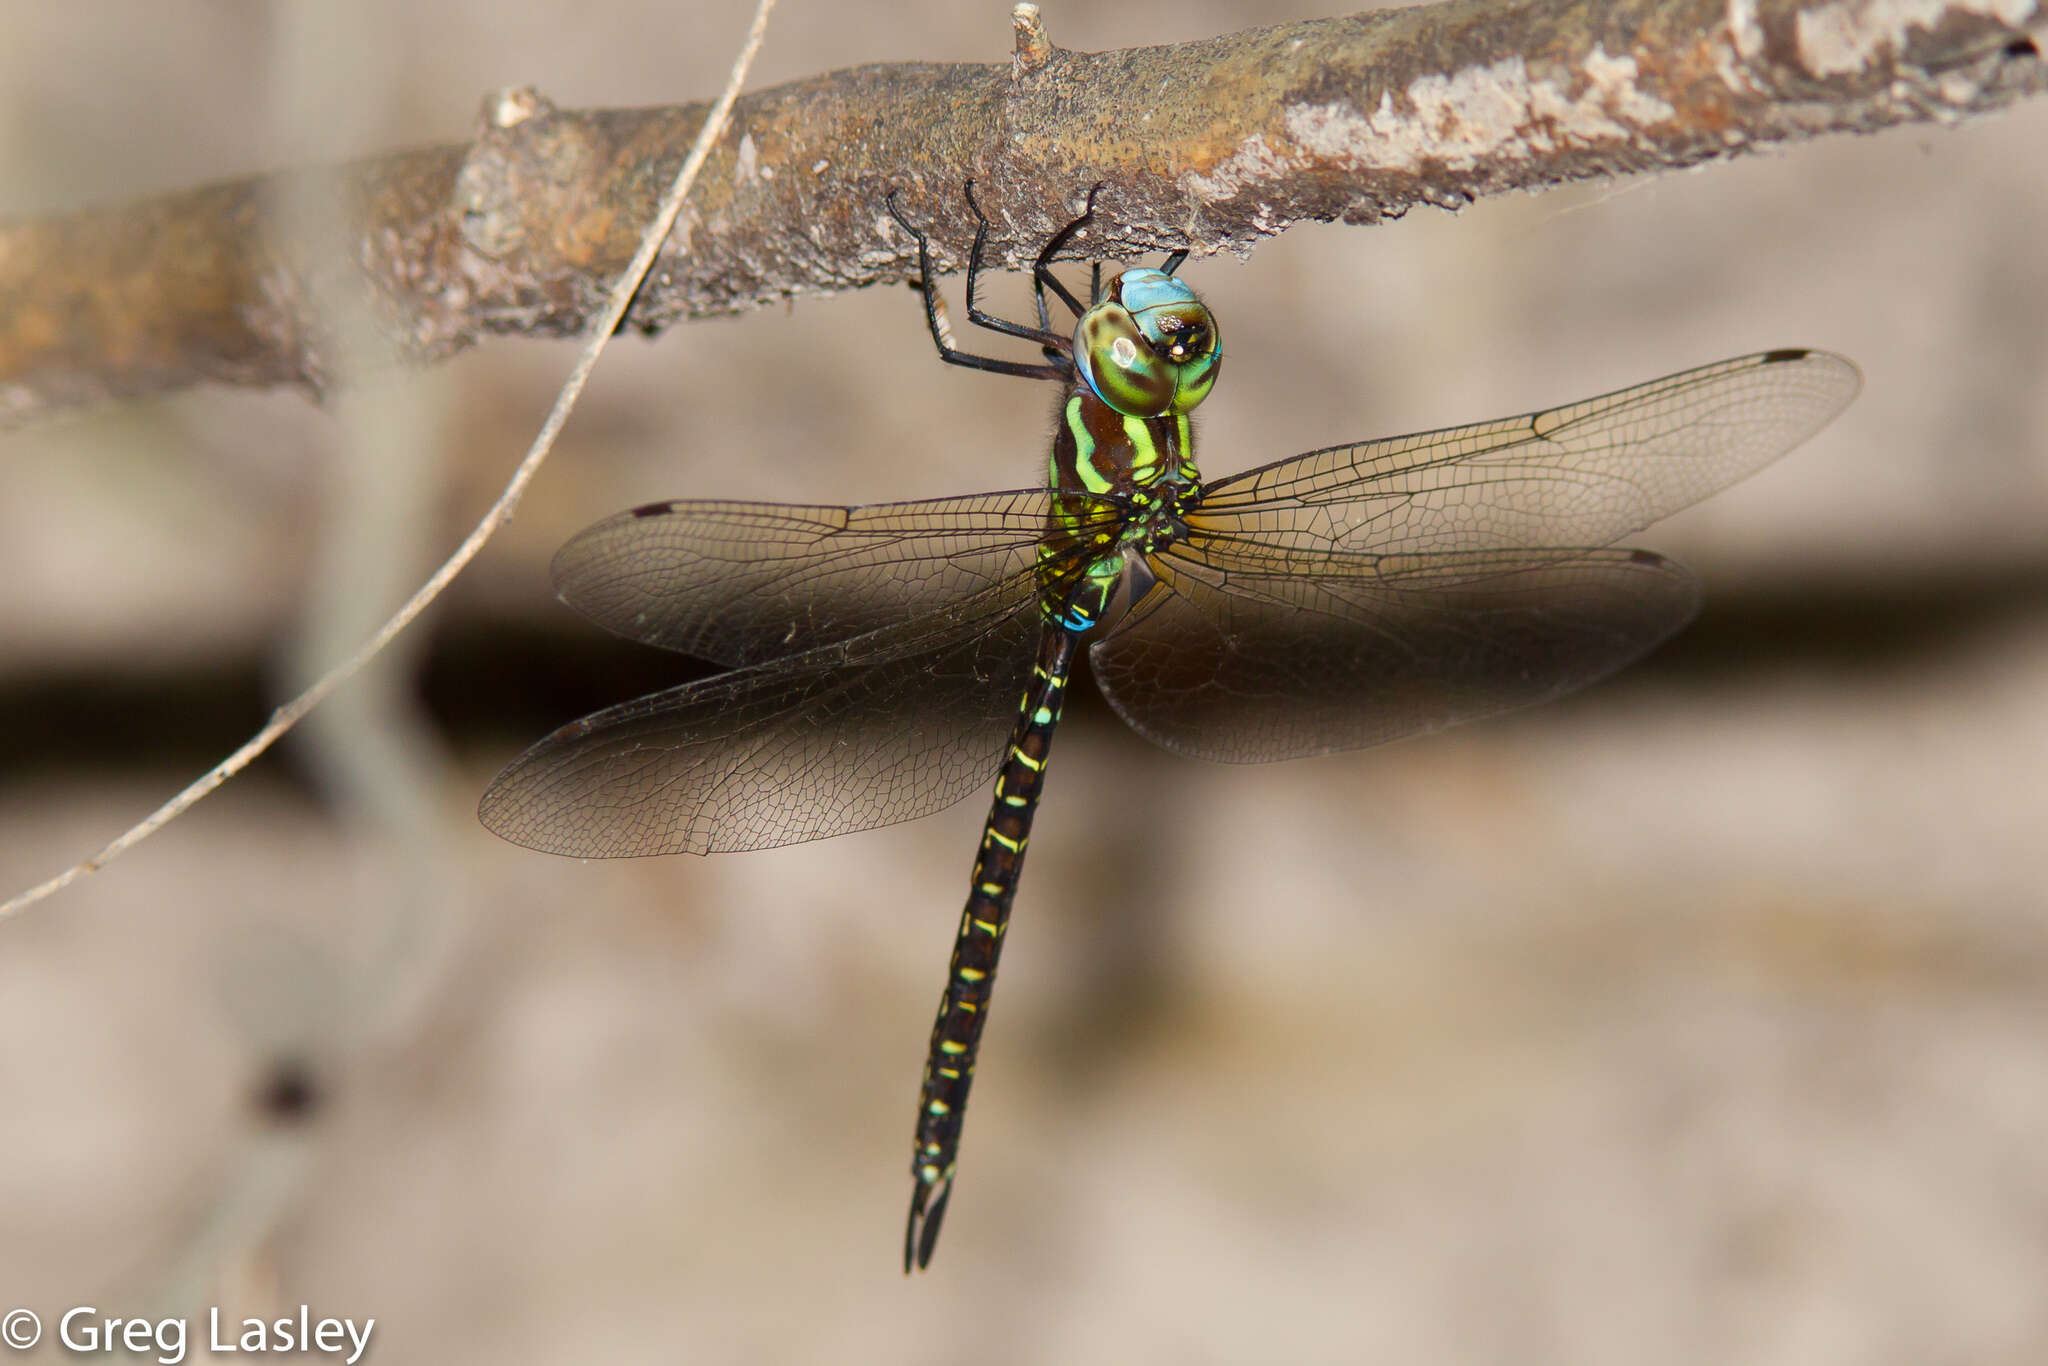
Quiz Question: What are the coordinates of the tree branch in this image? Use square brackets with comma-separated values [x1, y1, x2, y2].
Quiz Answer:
[2, 0, 2041, 424]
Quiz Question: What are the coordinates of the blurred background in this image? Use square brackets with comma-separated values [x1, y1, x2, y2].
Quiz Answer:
[3, 1, 2047, 1361]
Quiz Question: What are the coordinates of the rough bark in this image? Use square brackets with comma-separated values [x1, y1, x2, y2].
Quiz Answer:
[0, 0, 2041, 423]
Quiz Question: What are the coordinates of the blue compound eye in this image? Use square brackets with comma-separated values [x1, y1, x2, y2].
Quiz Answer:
[1073, 270, 1221, 417]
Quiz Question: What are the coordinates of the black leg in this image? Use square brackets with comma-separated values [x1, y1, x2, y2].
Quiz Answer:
[1029, 183, 1100, 321]
[887, 189, 1068, 382]
[958, 181, 1075, 352]
[1026, 197, 1098, 362]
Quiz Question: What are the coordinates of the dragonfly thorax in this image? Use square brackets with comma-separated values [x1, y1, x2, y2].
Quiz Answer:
[1118, 480, 1194, 555]
[1053, 385, 1203, 500]
[1074, 267, 1220, 418]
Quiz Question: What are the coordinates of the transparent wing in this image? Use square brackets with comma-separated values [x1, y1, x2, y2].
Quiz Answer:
[552, 490, 1116, 666]
[1192, 350, 1859, 556]
[480, 570, 1049, 856]
[1091, 540, 1699, 763]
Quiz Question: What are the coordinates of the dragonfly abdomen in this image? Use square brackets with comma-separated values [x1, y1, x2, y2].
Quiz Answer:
[905, 624, 1079, 1270]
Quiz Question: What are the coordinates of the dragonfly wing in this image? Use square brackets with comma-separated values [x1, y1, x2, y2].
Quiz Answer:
[552, 489, 1115, 666]
[1090, 539, 1699, 764]
[481, 571, 1047, 856]
[1193, 350, 1859, 555]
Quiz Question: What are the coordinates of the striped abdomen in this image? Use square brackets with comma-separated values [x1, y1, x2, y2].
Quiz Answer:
[904, 624, 1079, 1270]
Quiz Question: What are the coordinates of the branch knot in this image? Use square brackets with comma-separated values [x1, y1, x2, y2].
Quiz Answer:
[1012, 3, 1054, 77]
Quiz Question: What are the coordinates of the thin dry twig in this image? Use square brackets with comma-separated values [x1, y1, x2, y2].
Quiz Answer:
[0, 0, 781, 922]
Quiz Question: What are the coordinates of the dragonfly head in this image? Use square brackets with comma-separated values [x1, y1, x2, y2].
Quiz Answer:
[1074, 267, 1220, 418]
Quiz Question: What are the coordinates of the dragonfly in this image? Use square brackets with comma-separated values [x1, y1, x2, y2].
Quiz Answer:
[479, 184, 1860, 1271]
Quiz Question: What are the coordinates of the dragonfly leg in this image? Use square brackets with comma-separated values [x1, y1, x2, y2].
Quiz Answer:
[1027, 182, 1098, 322]
[886, 188, 1069, 382]
[959, 180, 1077, 352]
[1022, 184, 1187, 307]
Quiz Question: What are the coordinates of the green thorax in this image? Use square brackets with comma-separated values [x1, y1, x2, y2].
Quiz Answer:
[1051, 388, 1201, 498]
